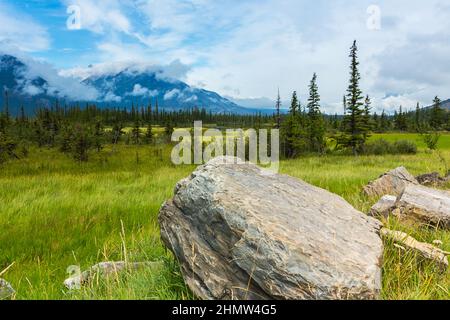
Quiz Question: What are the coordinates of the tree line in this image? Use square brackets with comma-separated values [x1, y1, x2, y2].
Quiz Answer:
[1, 40, 449, 163]
[278, 40, 449, 157]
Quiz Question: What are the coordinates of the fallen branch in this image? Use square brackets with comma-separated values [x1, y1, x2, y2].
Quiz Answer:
[381, 228, 449, 271]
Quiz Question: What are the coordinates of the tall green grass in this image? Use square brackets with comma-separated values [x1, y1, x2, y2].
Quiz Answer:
[0, 134, 449, 300]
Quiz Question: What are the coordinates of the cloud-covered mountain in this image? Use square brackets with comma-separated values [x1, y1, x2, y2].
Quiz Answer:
[82, 67, 252, 114]
[0, 54, 265, 115]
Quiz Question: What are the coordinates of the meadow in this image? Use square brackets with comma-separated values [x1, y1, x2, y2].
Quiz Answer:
[0, 133, 449, 300]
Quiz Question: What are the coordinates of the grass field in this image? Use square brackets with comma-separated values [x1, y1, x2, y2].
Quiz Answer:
[0, 133, 449, 300]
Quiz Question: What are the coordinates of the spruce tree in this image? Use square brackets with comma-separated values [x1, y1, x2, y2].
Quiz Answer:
[415, 102, 421, 132]
[362, 95, 373, 139]
[131, 120, 141, 145]
[306, 73, 325, 153]
[145, 122, 154, 144]
[275, 89, 281, 129]
[430, 96, 444, 130]
[94, 120, 104, 152]
[340, 40, 366, 154]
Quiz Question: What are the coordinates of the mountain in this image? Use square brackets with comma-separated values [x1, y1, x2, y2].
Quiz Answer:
[440, 99, 450, 110]
[0, 54, 264, 115]
[425, 98, 450, 111]
[82, 68, 252, 114]
[0, 55, 58, 113]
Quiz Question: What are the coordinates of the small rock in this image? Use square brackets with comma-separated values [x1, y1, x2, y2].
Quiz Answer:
[416, 172, 447, 186]
[0, 278, 15, 300]
[369, 195, 397, 218]
[64, 261, 164, 290]
[363, 167, 418, 198]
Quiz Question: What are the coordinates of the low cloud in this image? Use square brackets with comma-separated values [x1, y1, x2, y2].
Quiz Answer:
[61, 59, 191, 82]
[127, 84, 158, 97]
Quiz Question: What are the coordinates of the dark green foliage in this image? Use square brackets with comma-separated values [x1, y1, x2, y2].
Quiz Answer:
[393, 140, 417, 154]
[94, 120, 105, 152]
[71, 124, 93, 162]
[145, 123, 154, 144]
[339, 41, 369, 154]
[361, 139, 417, 155]
[422, 132, 441, 150]
[131, 120, 141, 145]
[165, 121, 174, 142]
[430, 96, 444, 130]
[306, 73, 326, 153]
[112, 123, 124, 144]
[0, 132, 18, 163]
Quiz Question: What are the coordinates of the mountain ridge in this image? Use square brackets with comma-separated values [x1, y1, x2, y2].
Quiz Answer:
[0, 54, 270, 115]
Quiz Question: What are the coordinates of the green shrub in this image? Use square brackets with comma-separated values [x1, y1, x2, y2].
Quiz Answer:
[393, 140, 417, 154]
[422, 133, 441, 150]
[362, 139, 417, 155]
[362, 139, 393, 155]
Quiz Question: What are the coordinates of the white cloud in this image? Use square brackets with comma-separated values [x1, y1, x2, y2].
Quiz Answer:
[127, 84, 158, 97]
[61, 59, 190, 81]
[103, 91, 121, 102]
[5, 0, 450, 113]
[21, 83, 45, 96]
[62, 0, 131, 34]
[164, 89, 181, 100]
[0, 3, 50, 52]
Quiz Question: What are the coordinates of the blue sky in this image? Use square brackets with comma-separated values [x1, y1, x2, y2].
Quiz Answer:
[1, 0, 450, 112]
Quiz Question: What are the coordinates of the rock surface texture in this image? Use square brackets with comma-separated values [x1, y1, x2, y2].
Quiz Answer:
[369, 195, 398, 218]
[416, 172, 449, 186]
[396, 184, 450, 229]
[363, 167, 418, 198]
[159, 157, 384, 300]
[0, 278, 15, 300]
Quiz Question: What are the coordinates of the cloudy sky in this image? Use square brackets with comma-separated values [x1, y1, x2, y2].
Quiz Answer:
[0, 0, 449, 113]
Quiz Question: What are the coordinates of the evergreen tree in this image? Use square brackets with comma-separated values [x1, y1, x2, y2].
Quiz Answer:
[306, 73, 325, 152]
[290, 91, 299, 116]
[165, 121, 174, 142]
[94, 120, 104, 152]
[145, 122, 154, 144]
[430, 96, 444, 130]
[415, 102, 421, 132]
[131, 120, 141, 144]
[362, 95, 373, 139]
[3, 90, 10, 123]
[281, 92, 299, 157]
[275, 89, 282, 129]
[340, 40, 367, 154]
[112, 122, 124, 145]
[71, 124, 92, 162]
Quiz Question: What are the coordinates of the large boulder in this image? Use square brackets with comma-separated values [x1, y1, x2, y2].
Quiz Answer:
[159, 157, 384, 300]
[395, 184, 450, 229]
[363, 167, 418, 198]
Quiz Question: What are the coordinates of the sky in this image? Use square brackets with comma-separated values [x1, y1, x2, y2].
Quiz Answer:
[0, 0, 449, 113]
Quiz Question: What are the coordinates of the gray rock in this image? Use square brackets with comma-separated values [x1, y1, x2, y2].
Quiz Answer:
[0, 278, 15, 300]
[416, 172, 448, 186]
[363, 167, 418, 198]
[159, 157, 384, 300]
[396, 184, 450, 229]
[369, 195, 398, 218]
[64, 261, 163, 290]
